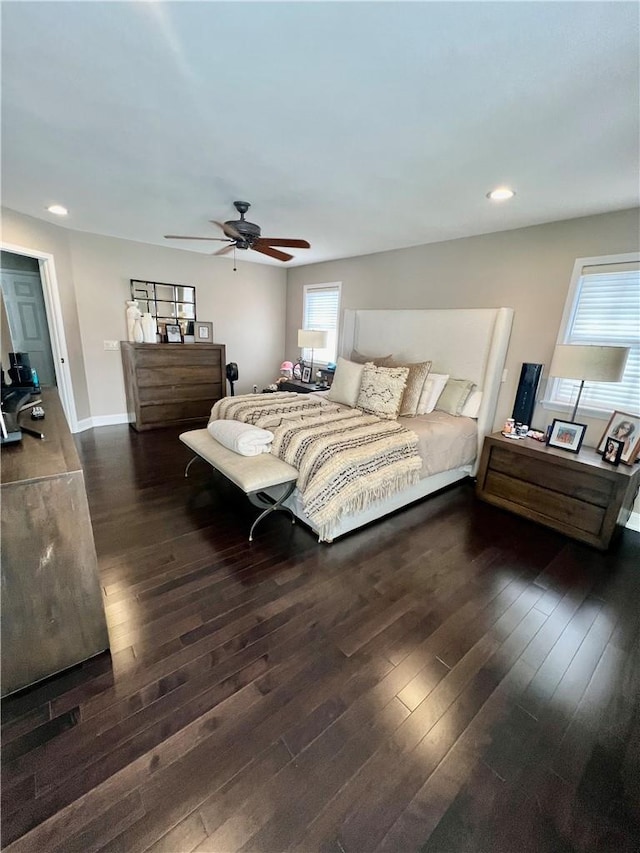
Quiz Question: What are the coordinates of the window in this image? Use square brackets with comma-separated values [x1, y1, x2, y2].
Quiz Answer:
[547, 255, 640, 417]
[302, 282, 341, 365]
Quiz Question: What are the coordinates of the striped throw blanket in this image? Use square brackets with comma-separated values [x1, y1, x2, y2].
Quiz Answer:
[210, 393, 422, 540]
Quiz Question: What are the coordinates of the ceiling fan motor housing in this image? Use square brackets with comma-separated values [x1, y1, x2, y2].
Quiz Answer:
[226, 200, 260, 247]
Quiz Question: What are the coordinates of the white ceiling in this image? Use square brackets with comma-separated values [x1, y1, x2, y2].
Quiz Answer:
[1, 1, 638, 267]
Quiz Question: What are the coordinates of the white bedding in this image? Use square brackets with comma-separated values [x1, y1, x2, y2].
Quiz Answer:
[398, 411, 477, 478]
[311, 391, 477, 479]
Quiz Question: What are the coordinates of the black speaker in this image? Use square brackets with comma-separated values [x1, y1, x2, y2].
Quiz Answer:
[512, 362, 543, 427]
[226, 362, 239, 396]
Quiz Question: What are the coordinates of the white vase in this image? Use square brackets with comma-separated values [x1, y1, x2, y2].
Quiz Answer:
[141, 312, 156, 343]
[125, 300, 142, 342]
[133, 317, 144, 343]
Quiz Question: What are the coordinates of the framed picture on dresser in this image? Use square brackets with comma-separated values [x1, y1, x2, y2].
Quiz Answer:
[165, 324, 183, 343]
[195, 321, 213, 343]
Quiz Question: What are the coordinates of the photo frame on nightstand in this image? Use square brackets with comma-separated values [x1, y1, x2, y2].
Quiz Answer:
[546, 418, 586, 454]
[302, 367, 311, 383]
[597, 410, 640, 466]
[602, 437, 624, 466]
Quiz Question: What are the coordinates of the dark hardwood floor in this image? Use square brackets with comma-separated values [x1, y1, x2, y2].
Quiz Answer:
[2, 423, 640, 852]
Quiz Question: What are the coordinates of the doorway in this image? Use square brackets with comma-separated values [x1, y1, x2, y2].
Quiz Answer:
[0, 243, 78, 431]
[1, 252, 56, 387]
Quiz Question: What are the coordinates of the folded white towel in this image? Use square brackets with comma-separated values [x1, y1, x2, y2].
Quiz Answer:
[207, 419, 274, 456]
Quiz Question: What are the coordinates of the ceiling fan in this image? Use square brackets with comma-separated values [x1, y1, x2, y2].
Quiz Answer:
[164, 201, 310, 262]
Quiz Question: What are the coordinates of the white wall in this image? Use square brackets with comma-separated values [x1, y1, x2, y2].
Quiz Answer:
[1, 208, 287, 424]
[67, 231, 286, 420]
[287, 208, 640, 439]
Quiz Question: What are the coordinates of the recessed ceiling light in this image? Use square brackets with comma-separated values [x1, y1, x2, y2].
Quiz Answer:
[47, 204, 68, 216]
[486, 187, 515, 201]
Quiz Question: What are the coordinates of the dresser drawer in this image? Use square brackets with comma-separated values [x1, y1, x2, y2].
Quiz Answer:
[137, 382, 222, 404]
[137, 365, 223, 387]
[489, 445, 614, 507]
[134, 346, 221, 369]
[138, 398, 214, 426]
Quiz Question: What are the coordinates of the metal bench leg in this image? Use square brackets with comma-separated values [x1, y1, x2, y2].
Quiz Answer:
[184, 455, 202, 477]
[247, 481, 297, 542]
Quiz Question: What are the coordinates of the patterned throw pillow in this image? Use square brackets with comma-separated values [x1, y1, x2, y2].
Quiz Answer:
[350, 349, 394, 366]
[356, 364, 409, 419]
[436, 379, 476, 416]
[387, 360, 432, 417]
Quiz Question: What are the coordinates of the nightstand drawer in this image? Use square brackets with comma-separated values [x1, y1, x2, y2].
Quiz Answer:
[489, 445, 614, 507]
[484, 470, 606, 535]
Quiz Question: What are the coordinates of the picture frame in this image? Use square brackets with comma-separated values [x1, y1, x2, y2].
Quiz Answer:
[194, 321, 213, 343]
[302, 366, 311, 383]
[601, 436, 624, 466]
[596, 410, 640, 466]
[165, 323, 182, 343]
[546, 418, 587, 454]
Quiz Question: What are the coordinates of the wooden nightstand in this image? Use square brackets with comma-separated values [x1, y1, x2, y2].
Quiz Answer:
[476, 432, 640, 550]
[279, 379, 323, 394]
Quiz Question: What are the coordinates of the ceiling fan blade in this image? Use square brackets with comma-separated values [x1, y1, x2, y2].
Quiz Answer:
[255, 238, 310, 249]
[211, 220, 243, 241]
[252, 244, 293, 262]
[165, 235, 231, 242]
[212, 244, 235, 256]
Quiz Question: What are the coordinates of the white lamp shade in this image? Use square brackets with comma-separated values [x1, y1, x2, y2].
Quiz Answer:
[549, 345, 629, 382]
[298, 329, 328, 349]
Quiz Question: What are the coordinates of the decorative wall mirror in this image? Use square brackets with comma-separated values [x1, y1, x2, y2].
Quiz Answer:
[130, 280, 196, 333]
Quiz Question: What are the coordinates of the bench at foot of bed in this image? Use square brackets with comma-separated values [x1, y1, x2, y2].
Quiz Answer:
[179, 429, 298, 541]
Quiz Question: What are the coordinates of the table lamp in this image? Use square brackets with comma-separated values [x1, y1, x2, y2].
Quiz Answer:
[297, 329, 328, 384]
[549, 344, 630, 422]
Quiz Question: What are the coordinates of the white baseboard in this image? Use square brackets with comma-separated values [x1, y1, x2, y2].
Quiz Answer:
[626, 511, 640, 533]
[73, 414, 130, 433]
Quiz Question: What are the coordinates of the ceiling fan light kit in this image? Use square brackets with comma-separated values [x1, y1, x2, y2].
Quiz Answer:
[164, 201, 310, 265]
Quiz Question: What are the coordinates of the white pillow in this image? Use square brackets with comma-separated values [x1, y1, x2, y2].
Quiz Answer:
[461, 389, 483, 418]
[417, 373, 449, 415]
[207, 419, 274, 456]
[326, 357, 364, 407]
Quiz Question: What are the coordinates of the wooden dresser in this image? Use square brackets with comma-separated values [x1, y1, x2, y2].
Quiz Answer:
[121, 342, 226, 431]
[476, 431, 640, 550]
[1, 389, 109, 695]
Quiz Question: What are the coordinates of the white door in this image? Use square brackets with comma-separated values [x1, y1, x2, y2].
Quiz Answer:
[1, 270, 57, 387]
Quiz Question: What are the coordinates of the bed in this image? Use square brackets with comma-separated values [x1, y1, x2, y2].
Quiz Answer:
[204, 307, 513, 542]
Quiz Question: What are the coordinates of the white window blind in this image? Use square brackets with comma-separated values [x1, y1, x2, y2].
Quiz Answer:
[551, 263, 640, 415]
[302, 283, 341, 365]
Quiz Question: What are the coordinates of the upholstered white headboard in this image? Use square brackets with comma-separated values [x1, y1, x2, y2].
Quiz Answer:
[340, 308, 514, 470]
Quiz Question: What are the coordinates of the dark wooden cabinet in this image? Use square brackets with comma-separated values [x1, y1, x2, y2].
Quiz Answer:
[279, 379, 322, 393]
[121, 342, 226, 431]
[476, 432, 640, 550]
[1, 390, 109, 695]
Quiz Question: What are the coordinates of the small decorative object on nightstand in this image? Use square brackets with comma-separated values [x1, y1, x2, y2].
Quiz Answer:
[476, 431, 640, 550]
